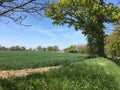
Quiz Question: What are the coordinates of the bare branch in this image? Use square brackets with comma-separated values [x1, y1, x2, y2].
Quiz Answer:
[0, 0, 50, 25]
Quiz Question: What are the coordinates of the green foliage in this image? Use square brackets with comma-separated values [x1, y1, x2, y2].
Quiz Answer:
[47, 46, 54, 51]
[0, 51, 87, 70]
[0, 45, 8, 50]
[87, 34, 98, 56]
[47, 45, 59, 52]
[76, 45, 89, 54]
[36, 45, 59, 52]
[64, 45, 78, 53]
[0, 58, 120, 90]
[105, 26, 120, 58]
[53, 45, 59, 52]
[64, 44, 89, 54]
[45, 0, 120, 57]
[10, 46, 26, 51]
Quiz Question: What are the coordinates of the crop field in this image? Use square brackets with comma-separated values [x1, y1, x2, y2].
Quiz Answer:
[0, 51, 120, 90]
[0, 51, 87, 70]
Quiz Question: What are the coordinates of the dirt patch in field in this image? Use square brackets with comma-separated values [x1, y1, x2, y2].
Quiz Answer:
[0, 66, 60, 79]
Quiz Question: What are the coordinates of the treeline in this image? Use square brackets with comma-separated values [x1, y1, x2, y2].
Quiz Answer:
[0, 45, 60, 52]
[36, 45, 59, 52]
[0, 45, 26, 51]
[64, 45, 88, 53]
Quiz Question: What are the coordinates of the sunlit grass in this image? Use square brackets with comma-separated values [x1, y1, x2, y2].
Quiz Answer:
[0, 57, 120, 90]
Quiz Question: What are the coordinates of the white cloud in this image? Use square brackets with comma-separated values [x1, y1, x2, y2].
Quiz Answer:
[0, 22, 87, 49]
[24, 26, 74, 37]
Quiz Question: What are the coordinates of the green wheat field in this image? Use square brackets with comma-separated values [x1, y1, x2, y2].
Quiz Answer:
[0, 51, 120, 90]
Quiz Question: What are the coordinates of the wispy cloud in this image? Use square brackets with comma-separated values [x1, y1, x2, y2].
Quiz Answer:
[24, 26, 74, 37]
[0, 18, 87, 49]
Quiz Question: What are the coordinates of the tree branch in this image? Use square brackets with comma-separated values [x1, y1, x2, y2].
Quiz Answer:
[0, 0, 50, 25]
[0, 0, 34, 15]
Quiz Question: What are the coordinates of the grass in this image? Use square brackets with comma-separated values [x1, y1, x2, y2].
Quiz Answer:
[0, 57, 120, 90]
[0, 50, 87, 70]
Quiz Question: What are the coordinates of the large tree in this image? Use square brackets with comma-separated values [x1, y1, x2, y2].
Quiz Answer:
[45, 0, 120, 57]
[0, 0, 49, 25]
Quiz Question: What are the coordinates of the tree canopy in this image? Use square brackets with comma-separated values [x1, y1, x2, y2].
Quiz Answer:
[45, 0, 120, 57]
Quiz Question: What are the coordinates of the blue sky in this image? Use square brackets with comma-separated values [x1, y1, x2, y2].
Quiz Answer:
[0, 0, 118, 50]
[0, 16, 87, 49]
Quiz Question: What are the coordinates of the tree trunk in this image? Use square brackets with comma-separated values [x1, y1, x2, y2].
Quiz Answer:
[87, 34, 97, 57]
[87, 27, 106, 57]
[96, 30, 106, 57]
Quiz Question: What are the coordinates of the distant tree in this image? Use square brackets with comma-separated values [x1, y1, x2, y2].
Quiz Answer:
[76, 45, 89, 54]
[10, 45, 26, 51]
[64, 44, 89, 54]
[0, 0, 49, 25]
[45, 0, 120, 57]
[47, 45, 59, 52]
[36, 46, 42, 51]
[42, 47, 47, 52]
[0, 45, 8, 50]
[105, 26, 120, 59]
[64, 45, 78, 53]
[28, 48, 33, 51]
[53, 45, 59, 52]
[47, 46, 54, 51]
[63, 48, 69, 53]
[21, 46, 26, 51]
[10, 46, 19, 51]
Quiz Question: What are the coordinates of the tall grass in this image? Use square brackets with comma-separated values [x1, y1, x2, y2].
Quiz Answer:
[0, 51, 87, 70]
[0, 58, 120, 90]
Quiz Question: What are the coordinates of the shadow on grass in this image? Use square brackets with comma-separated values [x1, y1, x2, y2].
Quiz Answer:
[106, 57, 120, 66]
